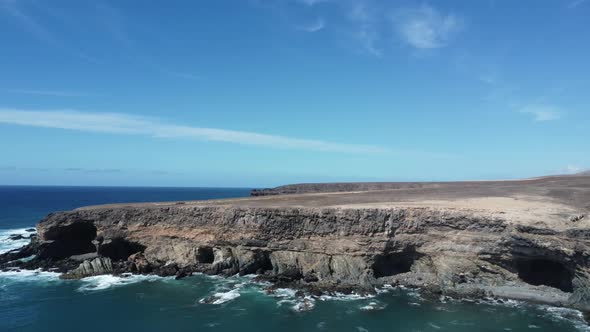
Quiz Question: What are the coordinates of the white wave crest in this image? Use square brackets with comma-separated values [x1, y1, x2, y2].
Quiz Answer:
[77, 273, 165, 292]
[318, 292, 375, 302]
[200, 288, 241, 305]
[0, 227, 35, 254]
[539, 305, 590, 331]
[360, 301, 387, 311]
[291, 296, 315, 312]
[0, 268, 61, 283]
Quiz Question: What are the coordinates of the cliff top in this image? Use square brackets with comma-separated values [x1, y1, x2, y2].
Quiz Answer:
[76, 175, 590, 230]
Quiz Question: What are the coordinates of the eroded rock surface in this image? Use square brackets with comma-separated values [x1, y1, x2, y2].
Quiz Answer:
[2, 175, 590, 313]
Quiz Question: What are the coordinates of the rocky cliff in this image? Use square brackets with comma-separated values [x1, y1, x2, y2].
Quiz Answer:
[2, 175, 590, 314]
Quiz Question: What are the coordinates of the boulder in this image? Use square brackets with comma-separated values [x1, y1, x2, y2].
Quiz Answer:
[128, 252, 152, 273]
[61, 257, 113, 279]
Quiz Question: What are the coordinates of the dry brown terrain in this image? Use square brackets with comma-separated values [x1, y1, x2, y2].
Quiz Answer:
[82, 175, 590, 230]
[5, 174, 590, 312]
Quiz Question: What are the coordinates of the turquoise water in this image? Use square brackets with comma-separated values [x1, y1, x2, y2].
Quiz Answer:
[1, 186, 588, 332]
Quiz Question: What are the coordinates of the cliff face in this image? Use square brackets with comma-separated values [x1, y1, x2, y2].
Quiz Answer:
[21, 204, 590, 312]
[2, 175, 590, 313]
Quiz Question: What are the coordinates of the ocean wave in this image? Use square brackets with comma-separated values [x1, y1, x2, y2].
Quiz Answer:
[0, 227, 35, 254]
[291, 296, 315, 312]
[0, 268, 61, 283]
[539, 305, 590, 332]
[199, 288, 242, 305]
[197, 275, 259, 305]
[270, 288, 378, 312]
[264, 288, 316, 312]
[476, 297, 590, 331]
[318, 292, 375, 302]
[77, 273, 168, 292]
[360, 300, 387, 311]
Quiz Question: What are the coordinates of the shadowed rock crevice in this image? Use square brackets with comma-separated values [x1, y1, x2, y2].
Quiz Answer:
[38, 221, 97, 259]
[372, 251, 422, 278]
[4, 173, 590, 313]
[98, 237, 146, 261]
[196, 247, 214, 263]
[515, 258, 573, 293]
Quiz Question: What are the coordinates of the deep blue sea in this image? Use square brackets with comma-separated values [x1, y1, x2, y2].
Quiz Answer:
[0, 186, 588, 332]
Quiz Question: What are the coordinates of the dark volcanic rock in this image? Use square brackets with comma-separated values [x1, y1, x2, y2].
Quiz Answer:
[3, 175, 590, 314]
[156, 263, 179, 277]
[98, 237, 145, 260]
[61, 257, 114, 279]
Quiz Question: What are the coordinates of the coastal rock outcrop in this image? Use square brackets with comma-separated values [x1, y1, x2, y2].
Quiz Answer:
[61, 257, 114, 279]
[2, 175, 590, 314]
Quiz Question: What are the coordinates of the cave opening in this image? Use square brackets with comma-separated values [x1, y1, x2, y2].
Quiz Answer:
[45, 222, 98, 258]
[99, 238, 146, 261]
[239, 250, 273, 276]
[372, 251, 421, 278]
[196, 247, 214, 264]
[515, 258, 573, 293]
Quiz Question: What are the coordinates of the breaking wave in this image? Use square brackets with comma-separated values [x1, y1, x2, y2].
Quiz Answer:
[77, 273, 169, 292]
[0, 227, 35, 254]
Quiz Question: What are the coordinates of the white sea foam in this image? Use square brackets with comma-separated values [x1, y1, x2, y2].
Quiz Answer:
[276, 287, 298, 296]
[200, 288, 241, 305]
[428, 322, 442, 329]
[360, 301, 387, 311]
[539, 305, 590, 331]
[77, 273, 165, 292]
[0, 268, 61, 283]
[198, 276, 253, 305]
[291, 296, 315, 312]
[264, 288, 316, 312]
[318, 292, 375, 302]
[0, 227, 35, 254]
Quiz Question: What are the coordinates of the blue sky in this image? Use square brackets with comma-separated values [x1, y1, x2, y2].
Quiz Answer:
[0, 0, 589, 187]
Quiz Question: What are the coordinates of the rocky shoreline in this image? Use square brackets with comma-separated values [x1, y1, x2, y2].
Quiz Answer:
[2, 175, 590, 319]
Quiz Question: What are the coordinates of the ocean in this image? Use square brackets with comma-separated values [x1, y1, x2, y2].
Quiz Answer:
[0, 186, 588, 332]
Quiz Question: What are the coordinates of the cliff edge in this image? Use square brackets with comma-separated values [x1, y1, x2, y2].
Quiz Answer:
[2, 175, 590, 312]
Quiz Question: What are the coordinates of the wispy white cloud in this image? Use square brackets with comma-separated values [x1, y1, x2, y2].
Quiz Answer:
[297, 0, 329, 6]
[296, 17, 325, 32]
[568, 0, 587, 8]
[156, 68, 202, 80]
[0, 0, 99, 63]
[0, 109, 387, 153]
[392, 4, 462, 49]
[3, 89, 96, 97]
[347, 2, 382, 57]
[0, 0, 56, 44]
[93, 2, 201, 80]
[518, 105, 562, 122]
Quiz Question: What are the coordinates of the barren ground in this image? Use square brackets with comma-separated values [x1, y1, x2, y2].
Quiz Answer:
[80, 175, 590, 230]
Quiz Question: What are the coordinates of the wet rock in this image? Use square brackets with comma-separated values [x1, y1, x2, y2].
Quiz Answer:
[571, 215, 585, 222]
[3, 186, 590, 313]
[70, 252, 99, 261]
[278, 267, 303, 281]
[128, 252, 152, 273]
[303, 271, 319, 283]
[61, 257, 113, 279]
[174, 272, 187, 280]
[156, 263, 179, 277]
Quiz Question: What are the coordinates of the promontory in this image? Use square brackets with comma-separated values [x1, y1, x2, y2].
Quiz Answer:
[2, 174, 590, 313]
